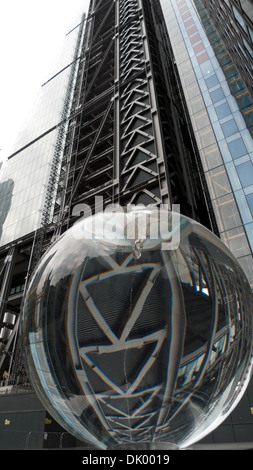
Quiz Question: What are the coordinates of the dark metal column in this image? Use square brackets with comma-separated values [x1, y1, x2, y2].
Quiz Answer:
[116, 0, 171, 207]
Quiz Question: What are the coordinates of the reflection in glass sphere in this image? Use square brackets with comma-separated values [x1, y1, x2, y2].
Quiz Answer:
[22, 208, 253, 449]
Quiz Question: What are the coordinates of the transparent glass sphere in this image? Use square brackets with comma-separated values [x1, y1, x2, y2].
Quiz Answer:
[22, 208, 253, 449]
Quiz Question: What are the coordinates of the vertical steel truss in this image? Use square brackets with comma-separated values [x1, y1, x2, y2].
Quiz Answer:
[53, 0, 215, 236]
[114, 0, 171, 207]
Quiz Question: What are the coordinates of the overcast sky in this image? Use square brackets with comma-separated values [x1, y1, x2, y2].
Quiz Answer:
[0, 0, 90, 164]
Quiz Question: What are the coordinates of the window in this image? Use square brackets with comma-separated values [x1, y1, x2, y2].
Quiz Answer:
[246, 193, 253, 216]
[221, 118, 238, 137]
[196, 126, 216, 148]
[200, 143, 223, 171]
[227, 137, 248, 159]
[236, 161, 253, 187]
[210, 87, 225, 103]
[215, 102, 231, 119]
[238, 255, 253, 288]
[221, 226, 250, 257]
[187, 25, 197, 36]
[190, 33, 201, 44]
[205, 74, 219, 89]
[197, 52, 209, 64]
[213, 193, 242, 231]
[230, 78, 245, 94]
[206, 165, 231, 199]
[194, 42, 205, 54]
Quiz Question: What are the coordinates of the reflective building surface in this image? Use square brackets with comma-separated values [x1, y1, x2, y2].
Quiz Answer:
[22, 211, 253, 449]
[0, 133, 57, 247]
[199, 0, 253, 102]
[161, 0, 253, 290]
[0, 11, 85, 248]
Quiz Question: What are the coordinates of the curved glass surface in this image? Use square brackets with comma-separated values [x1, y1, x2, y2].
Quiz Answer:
[22, 209, 253, 449]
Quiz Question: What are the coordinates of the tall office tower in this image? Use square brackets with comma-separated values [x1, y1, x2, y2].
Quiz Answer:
[0, 0, 252, 449]
[199, 0, 253, 103]
[161, 0, 253, 289]
[160, 0, 253, 444]
[193, 0, 253, 139]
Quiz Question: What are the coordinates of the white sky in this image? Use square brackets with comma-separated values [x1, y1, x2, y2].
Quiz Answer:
[0, 0, 90, 164]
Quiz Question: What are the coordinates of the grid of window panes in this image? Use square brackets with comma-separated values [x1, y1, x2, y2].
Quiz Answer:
[0, 14, 84, 248]
[9, 19, 83, 157]
[200, 0, 253, 100]
[193, 0, 253, 138]
[160, 0, 253, 287]
[0, 132, 57, 247]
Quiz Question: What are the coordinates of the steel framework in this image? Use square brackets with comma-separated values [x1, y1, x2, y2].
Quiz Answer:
[52, 0, 217, 238]
[0, 0, 218, 405]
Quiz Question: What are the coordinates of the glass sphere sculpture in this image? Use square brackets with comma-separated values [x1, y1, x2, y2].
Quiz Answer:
[22, 208, 253, 449]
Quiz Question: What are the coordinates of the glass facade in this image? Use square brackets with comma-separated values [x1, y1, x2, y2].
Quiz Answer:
[0, 15, 85, 248]
[193, 1, 253, 137]
[160, 0, 253, 287]
[0, 132, 57, 247]
[200, 0, 253, 101]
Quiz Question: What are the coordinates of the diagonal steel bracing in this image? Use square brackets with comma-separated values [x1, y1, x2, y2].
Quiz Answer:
[51, 0, 216, 236]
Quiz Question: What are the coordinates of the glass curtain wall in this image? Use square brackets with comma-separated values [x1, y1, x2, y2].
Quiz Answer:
[160, 0, 253, 288]
[0, 11, 85, 248]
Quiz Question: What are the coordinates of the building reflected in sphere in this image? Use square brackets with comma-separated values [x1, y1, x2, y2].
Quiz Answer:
[22, 209, 253, 449]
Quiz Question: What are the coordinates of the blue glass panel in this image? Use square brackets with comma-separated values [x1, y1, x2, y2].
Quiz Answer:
[210, 88, 225, 103]
[235, 189, 253, 223]
[237, 94, 252, 108]
[236, 161, 253, 187]
[215, 102, 231, 119]
[226, 161, 242, 190]
[246, 193, 253, 216]
[221, 119, 238, 137]
[228, 138, 248, 159]
[205, 74, 219, 89]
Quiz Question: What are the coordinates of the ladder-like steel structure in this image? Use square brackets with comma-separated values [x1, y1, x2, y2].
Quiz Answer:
[52, 0, 216, 237]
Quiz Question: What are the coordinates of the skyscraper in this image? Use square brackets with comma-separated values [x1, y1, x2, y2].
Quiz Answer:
[161, 0, 253, 290]
[160, 0, 253, 445]
[199, 0, 253, 103]
[0, 0, 252, 449]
